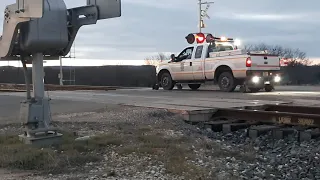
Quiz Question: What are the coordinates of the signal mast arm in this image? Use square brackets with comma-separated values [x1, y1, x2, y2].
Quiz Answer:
[0, 0, 121, 61]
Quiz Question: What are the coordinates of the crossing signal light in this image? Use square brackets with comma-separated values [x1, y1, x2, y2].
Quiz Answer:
[206, 34, 214, 43]
[195, 33, 205, 44]
[186, 33, 209, 44]
[185, 33, 216, 44]
[185, 33, 195, 44]
[185, 33, 236, 44]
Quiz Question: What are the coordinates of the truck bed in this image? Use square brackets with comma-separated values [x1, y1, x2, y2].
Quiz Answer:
[249, 51, 280, 70]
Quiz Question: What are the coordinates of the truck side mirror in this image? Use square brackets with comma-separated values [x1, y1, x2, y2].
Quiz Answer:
[170, 54, 176, 62]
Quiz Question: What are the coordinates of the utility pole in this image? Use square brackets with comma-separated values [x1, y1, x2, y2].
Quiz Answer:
[59, 56, 63, 85]
[198, 0, 214, 32]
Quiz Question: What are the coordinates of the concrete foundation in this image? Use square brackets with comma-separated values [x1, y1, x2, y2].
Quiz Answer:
[248, 125, 280, 139]
[223, 122, 251, 134]
[299, 130, 320, 142]
[204, 120, 241, 132]
[19, 132, 63, 147]
[272, 128, 296, 140]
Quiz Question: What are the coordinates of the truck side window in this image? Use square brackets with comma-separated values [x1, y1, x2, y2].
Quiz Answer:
[177, 47, 194, 61]
[217, 45, 226, 51]
[207, 44, 218, 57]
[216, 45, 234, 52]
[195, 45, 203, 59]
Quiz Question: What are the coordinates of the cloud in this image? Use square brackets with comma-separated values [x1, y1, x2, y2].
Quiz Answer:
[122, 0, 193, 10]
[0, 0, 319, 66]
[216, 13, 306, 21]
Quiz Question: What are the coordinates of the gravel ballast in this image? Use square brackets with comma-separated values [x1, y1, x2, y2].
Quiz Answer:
[0, 104, 319, 180]
[204, 129, 320, 180]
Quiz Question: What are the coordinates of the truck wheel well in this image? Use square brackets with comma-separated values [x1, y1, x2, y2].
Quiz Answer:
[157, 69, 170, 82]
[214, 65, 233, 81]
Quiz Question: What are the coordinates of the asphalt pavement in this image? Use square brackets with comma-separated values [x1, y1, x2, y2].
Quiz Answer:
[0, 85, 319, 124]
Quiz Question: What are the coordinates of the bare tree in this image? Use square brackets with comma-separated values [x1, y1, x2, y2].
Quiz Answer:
[144, 53, 171, 67]
[116, 61, 124, 66]
[244, 43, 311, 66]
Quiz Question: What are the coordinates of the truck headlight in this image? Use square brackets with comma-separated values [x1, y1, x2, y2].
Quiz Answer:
[274, 75, 281, 83]
[252, 76, 260, 84]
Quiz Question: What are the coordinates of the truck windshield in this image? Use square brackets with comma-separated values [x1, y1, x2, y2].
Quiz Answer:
[207, 43, 235, 57]
[208, 43, 234, 53]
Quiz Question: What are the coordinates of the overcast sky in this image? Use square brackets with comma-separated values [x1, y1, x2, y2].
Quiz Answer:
[0, 0, 319, 66]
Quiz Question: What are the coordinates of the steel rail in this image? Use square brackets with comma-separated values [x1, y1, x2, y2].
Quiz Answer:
[213, 107, 320, 127]
[262, 104, 320, 115]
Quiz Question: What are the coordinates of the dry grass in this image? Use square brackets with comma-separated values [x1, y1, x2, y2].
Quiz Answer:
[114, 126, 208, 179]
[0, 124, 205, 178]
[0, 132, 122, 174]
[0, 108, 256, 180]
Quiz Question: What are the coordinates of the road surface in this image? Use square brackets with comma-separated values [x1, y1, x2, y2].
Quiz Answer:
[0, 85, 319, 123]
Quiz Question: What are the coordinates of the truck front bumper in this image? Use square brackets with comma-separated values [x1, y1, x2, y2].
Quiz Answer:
[245, 70, 282, 88]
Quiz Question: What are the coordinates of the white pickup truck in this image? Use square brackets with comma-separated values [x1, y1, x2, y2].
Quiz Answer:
[156, 40, 282, 92]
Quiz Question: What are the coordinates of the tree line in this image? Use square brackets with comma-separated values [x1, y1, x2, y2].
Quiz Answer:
[0, 44, 318, 87]
[0, 64, 319, 86]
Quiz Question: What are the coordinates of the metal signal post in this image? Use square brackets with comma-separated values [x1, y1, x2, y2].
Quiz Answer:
[198, 0, 214, 32]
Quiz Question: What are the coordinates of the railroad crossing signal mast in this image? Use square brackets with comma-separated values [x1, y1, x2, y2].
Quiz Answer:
[198, 0, 214, 32]
[0, 0, 121, 146]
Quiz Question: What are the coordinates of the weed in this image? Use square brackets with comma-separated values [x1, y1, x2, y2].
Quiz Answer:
[0, 132, 122, 173]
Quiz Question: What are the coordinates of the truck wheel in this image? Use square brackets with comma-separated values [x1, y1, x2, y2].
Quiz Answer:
[161, 72, 174, 90]
[188, 84, 201, 90]
[265, 85, 274, 92]
[218, 72, 236, 92]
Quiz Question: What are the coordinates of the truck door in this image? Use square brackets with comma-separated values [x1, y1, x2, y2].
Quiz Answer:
[171, 47, 195, 81]
[192, 45, 205, 80]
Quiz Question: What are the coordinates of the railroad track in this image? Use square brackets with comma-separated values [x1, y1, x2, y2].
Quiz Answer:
[185, 104, 320, 142]
[0, 83, 119, 91]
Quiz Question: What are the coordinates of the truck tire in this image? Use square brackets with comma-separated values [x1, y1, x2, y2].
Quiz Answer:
[161, 72, 174, 90]
[188, 84, 201, 90]
[265, 85, 274, 92]
[218, 72, 236, 92]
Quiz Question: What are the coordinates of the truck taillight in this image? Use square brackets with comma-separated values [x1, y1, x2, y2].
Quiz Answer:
[246, 57, 252, 67]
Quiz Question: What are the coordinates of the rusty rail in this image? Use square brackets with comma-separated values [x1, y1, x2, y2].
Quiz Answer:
[213, 104, 320, 127]
[262, 104, 320, 115]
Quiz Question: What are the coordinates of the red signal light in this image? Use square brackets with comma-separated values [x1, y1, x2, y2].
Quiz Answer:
[185, 33, 195, 44]
[246, 57, 252, 67]
[206, 34, 214, 43]
[195, 33, 205, 44]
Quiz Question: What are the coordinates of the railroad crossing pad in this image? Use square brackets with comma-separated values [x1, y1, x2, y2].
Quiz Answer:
[125, 98, 287, 122]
